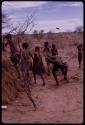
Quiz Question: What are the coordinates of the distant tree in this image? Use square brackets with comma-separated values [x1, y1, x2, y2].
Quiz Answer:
[38, 30, 44, 41]
[66, 29, 72, 32]
[33, 29, 44, 42]
[2, 13, 11, 29]
[74, 25, 83, 33]
[47, 30, 55, 39]
[33, 30, 39, 40]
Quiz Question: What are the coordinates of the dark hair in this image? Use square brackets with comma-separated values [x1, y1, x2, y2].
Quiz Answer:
[44, 42, 48, 45]
[35, 46, 40, 51]
[5, 34, 12, 40]
[52, 44, 55, 48]
[22, 42, 28, 49]
[78, 44, 82, 47]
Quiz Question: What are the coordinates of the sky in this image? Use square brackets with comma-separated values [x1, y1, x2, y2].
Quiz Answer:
[2, 1, 83, 34]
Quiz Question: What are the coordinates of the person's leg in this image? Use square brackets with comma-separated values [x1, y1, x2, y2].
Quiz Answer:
[79, 61, 81, 68]
[20, 73, 37, 110]
[47, 62, 50, 76]
[40, 74, 46, 86]
[78, 53, 82, 68]
[33, 72, 37, 84]
[62, 66, 69, 83]
[52, 70, 59, 86]
[78, 57, 81, 68]
[14, 64, 21, 79]
[24, 82, 37, 109]
[63, 70, 68, 80]
[79, 59, 82, 68]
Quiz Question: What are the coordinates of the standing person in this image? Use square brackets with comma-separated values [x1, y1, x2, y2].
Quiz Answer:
[33, 46, 46, 86]
[4, 34, 36, 109]
[4, 34, 21, 78]
[77, 44, 83, 68]
[50, 44, 59, 85]
[51, 44, 58, 56]
[18, 42, 36, 109]
[43, 42, 51, 75]
[47, 54, 68, 86]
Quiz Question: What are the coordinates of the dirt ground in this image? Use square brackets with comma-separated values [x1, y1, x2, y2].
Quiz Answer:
[2, 47, 83, 124]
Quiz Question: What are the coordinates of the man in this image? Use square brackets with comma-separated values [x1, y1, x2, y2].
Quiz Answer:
[4, 34, 21, 78]
[51, 44, 58, 56]
[4, 34, 36, 109]
[43, 42, 51, 75]
[47, 54, 68, 86]
[77, 44, 83, 68]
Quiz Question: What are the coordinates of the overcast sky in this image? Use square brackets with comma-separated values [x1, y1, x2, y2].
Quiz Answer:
[2, 1, 83, 34]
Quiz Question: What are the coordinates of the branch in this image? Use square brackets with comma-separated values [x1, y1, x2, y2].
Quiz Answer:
[18, 12, 35, 34]
[27, 23, 35, 33]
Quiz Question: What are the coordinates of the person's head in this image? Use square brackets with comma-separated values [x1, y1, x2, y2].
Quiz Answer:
[44, 42, 48, 47]
[4, 34, 12, 40]
[78, 44, 82, 48]
[52, 44, 55, 49]
[22, 42, 28, 49]
[35, 46, 40, 52]
[3, 34, 12, 43]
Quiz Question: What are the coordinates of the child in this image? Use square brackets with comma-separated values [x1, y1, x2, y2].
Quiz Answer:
[77, 44, 83, 68]
[33, 46, 46, 86]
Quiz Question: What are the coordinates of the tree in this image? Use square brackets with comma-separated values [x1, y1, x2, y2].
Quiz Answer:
[2, 13, 35, 51]
[47, 30, 55, 39]
[74, 25, 83, 33]
[2, 13, 11, 29]
[2, 13, 37, 109]
[33, 29, 44, 42]
[33, 30, 38, 39]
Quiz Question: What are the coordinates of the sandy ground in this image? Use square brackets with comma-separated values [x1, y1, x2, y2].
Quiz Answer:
[2, 47, 83, 124]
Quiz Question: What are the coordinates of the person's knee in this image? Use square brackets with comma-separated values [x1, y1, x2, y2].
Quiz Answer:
[52, 70, 56, 76]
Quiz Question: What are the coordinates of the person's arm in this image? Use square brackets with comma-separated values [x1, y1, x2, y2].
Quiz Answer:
[56, 49, 58, 55]
[29, 51, 33, 58]
[16, 50, 22, 66]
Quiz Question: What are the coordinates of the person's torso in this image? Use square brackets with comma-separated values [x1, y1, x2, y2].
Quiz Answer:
[33, 52, 42, 64]
[51, 49, 58, 56]
[43, 47, 51, 58]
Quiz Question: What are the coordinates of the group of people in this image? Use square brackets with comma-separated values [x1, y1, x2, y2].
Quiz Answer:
[3, 34, 83, 109]
[43, 42, 68, 86]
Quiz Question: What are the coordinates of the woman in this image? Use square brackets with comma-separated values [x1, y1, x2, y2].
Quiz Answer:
[33, 46, 46, 86]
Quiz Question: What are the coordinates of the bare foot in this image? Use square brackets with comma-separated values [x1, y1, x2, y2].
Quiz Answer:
[56, 82, 59, 86]
[42, 82, 46, 86]
[34, 82, 36, 84]
[79, 65, 81, 68]
[47, 72, 50, 76]
[64, 79, 69, 83]
[34, 105, 37, 111]
[66, 79, 69, 83]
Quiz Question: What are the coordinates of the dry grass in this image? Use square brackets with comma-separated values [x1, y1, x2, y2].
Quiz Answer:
[2, 32, 83, 104]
